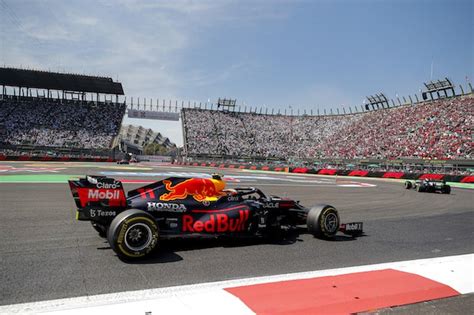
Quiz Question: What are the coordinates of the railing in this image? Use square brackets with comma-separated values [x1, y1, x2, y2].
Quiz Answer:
[181, 155, 474, 173]
[0, 144, 115, 158]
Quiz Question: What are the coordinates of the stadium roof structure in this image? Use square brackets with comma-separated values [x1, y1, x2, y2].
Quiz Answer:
[423, 78, 455, 99]
[365, 93, 389, 110]
[217, 98, 237, 108]
[0, 67, 124, 95]
[120, 124, 176, 149]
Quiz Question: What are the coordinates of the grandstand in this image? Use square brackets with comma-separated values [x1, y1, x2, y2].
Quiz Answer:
[0, 67, 125, 158]
[0, 66, 472, 170]
[182, 94, 473, 162]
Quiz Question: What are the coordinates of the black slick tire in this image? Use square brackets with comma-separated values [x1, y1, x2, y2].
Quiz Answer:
[404, 181, 412, 189]
[107, 209, 159, 260]
[443, 185, 451, 194]
[307, 204, 340, 239]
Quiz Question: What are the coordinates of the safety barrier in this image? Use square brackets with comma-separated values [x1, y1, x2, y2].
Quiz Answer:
[177, 161, 288, 172]
[459, 176, 474, 183]
[308, 168, 469, 183]
[176, 162, 472, 183]
[0, 154, 115, 162]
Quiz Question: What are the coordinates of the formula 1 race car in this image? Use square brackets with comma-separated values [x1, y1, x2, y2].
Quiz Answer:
[117, 153, 138, 164]
[69, 175, 363, 260]
[116, 158, 138, 165]
[404, 179, 451, 194]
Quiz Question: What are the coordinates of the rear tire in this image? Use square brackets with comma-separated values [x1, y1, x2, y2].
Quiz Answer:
[107, 209, 159, 260]
[443, 185, 451, 194]
[404, 181, 412, 189]
[307, 205, 340, 239]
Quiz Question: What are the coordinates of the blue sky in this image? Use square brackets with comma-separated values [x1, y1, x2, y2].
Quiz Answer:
[0, 0, 472, 146]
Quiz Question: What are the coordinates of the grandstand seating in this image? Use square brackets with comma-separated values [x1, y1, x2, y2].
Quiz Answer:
[183, 95, 473, 160]
[0, 97, 126, 150]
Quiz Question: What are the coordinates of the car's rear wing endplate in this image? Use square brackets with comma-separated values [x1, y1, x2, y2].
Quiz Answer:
[68, 175, 126, 209]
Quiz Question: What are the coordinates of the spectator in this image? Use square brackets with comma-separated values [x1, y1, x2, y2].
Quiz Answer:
[183, 95, 473, 160]
[1, 98, 125, 150]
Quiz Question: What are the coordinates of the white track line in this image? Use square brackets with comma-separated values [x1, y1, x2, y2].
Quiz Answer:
[1, 254, 472, 314]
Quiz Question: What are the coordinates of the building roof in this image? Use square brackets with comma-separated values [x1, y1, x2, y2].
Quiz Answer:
[120, 124, 176, 148]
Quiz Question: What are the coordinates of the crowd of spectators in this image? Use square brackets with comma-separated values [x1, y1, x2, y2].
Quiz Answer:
[183, 95, 473, 160]
[0, 98, 126, 149]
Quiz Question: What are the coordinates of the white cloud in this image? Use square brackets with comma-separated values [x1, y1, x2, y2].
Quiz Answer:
[73, 16, 98, 26]
[112, 0, 221, 13]
[22, 22, 72, 41]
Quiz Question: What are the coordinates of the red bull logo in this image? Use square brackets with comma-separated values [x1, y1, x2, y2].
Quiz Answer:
[183, 210, 249, 232]
[160, 178, 226, 202]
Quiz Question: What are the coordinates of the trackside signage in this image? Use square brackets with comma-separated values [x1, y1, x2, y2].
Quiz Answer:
[128, 109, 180, 121]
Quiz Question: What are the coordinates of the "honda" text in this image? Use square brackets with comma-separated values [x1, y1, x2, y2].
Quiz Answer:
[147, 202, 187, 212]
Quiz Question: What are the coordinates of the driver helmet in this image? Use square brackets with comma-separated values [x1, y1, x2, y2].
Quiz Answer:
[212, 173, 223, 180]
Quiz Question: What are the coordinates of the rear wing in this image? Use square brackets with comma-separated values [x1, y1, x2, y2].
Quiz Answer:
[68, 175, 127, 209]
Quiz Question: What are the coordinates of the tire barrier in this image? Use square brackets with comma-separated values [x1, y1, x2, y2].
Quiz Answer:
[382, 172, 405, 179]
[459, 176, 474, 183]
[418, 174, 444, 180]
[347, 170, 369, 177]
[300, 168, 469, 183]
[318, 169, 338, 175]
[292, 167, 309, 173]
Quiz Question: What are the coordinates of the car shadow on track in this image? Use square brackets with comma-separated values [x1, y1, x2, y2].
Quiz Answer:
[117, 228, 364, 264]
[330, 234, 364, 241]
[131, 251, 184, 264]
[96, 241, 184, 264]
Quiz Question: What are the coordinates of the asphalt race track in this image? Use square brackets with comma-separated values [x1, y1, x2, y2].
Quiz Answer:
[0, 162, 473, 306]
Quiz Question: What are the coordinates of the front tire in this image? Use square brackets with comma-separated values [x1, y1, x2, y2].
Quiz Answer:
[107, 209, 159, 260]
[307, 205, 340, 239]
[404, 181, 412, 189]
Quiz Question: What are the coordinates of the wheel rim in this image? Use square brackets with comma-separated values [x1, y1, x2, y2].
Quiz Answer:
[124, 223, 152, 251]
[324, 212, 338, 233]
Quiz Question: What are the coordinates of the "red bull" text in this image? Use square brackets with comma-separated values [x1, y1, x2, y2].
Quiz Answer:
[182, 210, 249, 233]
